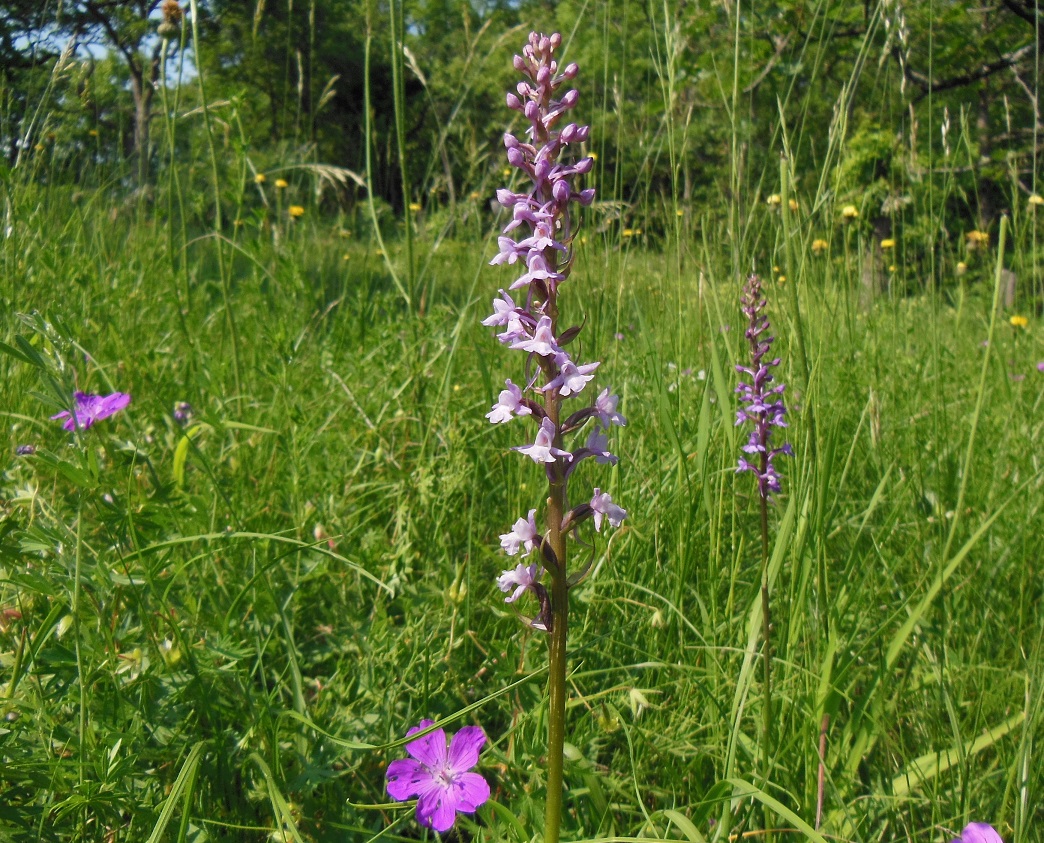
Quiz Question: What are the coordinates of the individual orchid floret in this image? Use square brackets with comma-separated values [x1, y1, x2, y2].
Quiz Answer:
[538, 354, 599, 397]
[482, 290, 519, 327]
[51, 391, 131, 431]
[499, 509, 540, 556]
[734, 274, 791, 500]
[386, 720, 490, 833]
[584, 427, 617, 465]
[510, 316, 561, 357]
[487, 379, 534, 424]
[590, 488, 627, 531]
[514, 417, 572, 464]
[594, 388, 627, 427]
[497, 562, 544, 603]
[498, 313, 530, 346]
[509, 251, 565, 292]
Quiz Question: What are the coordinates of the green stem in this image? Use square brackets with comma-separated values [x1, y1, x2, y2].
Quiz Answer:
[388, 0, 416, 314]
[73, 499, 87, 835]
[544, 565, 568, 843]
[543, 256, 568, 843]
[189, 0, 242, 404]
[759, 489, 772, 843]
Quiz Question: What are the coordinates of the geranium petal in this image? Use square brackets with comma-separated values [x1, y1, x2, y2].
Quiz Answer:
[404, 722, 446, 768]
[385, 758, 428, 801]
[447, 725, 486, 771]
[450, 771, 490, 812]
[961, 824, 1003, 843]
[416, 784, 457, 833]
[98, 392, 131, 417]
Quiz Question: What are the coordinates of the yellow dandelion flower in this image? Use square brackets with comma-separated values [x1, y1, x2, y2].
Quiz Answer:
[1010, 314, 1029, 328]
[880, 238, 896, 250]
[288, 205, 305, 218]
[275, 178, 289, 189]
[342, 253, 351, 261]
[772, 265, 780, 273]
[966, 230, 989, 249]
[956, 261, 968, 275]
[621, 229, 635, 238]
[254, 173, 266, 184]
[408, 202, 422, 212]
[841, 205, 859, 219]
[788, 198, 799, 212]
[889, 264, 897, 273]
[88, 129, 99, 138]
[1029, 194, 1044, 207]
[676, 209, 685, 216]
[811, 238, 829, 255]
[766, 194, 781, 207]
[469, 192, 481, 200]
[777, 275, 787, 284]
[502, 168, 511, 177]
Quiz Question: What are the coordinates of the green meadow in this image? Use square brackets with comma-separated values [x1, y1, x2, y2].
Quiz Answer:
[2, 2, 1044, 842]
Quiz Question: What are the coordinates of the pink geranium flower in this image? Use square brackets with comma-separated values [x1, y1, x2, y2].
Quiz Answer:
[51, 391, 131, 431]
[386, 720, 490, 832]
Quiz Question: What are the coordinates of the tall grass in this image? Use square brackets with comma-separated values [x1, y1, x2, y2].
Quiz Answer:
[0, 2, 1042, 842]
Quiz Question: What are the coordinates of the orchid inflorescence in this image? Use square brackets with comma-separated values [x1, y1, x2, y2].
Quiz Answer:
[484, 31, 625, 630]
[735, 274, 792, 499]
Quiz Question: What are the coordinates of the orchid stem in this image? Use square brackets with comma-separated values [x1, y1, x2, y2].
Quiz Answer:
[759, 489, 773, 843]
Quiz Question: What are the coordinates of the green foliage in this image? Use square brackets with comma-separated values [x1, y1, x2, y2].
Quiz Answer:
[1, 1, 1044, 841]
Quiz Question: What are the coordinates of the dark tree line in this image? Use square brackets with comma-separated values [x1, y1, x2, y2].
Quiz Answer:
[2, 0, 1041, 226]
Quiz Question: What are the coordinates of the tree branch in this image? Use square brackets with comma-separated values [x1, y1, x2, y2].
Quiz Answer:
[896, 42, 1035, 103]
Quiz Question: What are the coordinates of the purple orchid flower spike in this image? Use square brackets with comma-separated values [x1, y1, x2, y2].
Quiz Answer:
[485, 30, 625, 613]
[485, 34, 624, 843]
[386, 720, 490, 833]
[951, 823, 1004, 843]
[51, 391, 131, 431]
[734, 274, 791, 500]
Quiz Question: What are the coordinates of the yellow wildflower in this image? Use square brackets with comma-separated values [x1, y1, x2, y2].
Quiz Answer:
[342, 253, 351, 261]
[1030, 194, 1044, 206]
[956, 261, 968, 275]
[1010, 314, 1029, 328]
[88, 129, 99, 138]
[469, 192, 481, 200]
[275, 178, 289, 189]
[880, 238, 896, 250]
[841, 205, 859, 219]
[676, 209, 685, 217]
[777, 275, 787, 284]
[254, 173, 266, 184]
[502, 168, 511, 177]
[288, 205, 305, 218]
[408, 202, 422, 212]
[788, 198, 799, 212]
[621, 228, 642, 238]
[889, 265, 897, 273]
[589, 152, 598, 160]
[966, 230, 989, 249]
[811, 238, 829, 255]
[766, 194, 781, 207]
